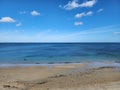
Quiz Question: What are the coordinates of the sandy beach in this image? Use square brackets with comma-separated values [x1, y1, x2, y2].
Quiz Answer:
[0, 63, 120, 90]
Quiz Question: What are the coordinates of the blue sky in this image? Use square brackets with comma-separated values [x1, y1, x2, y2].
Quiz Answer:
[0, 0, 120, 42]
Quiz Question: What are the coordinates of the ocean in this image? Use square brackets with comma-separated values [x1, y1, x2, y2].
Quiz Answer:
[0, 43, 120, 65]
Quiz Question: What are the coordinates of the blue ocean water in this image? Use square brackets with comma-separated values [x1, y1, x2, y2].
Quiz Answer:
[0, 43, 120, 64]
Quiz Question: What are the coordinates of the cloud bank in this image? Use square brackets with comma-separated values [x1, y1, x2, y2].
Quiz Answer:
[0, 25, 119, 42]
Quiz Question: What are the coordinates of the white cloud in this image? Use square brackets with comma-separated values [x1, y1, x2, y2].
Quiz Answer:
[75, 11, 93, 18]
[97, 8, 104, 13]
[63, 0, 79, 10]
[16, 23, 22, 27]
[74, 21, 83, 26]
[62, 0, 97, 10]
[0, 17, 16, 23]
[75, 12, 85, 18]
[86, 11, 93, 16]
[30, 10, 40, 16]
[19, 11, 27, 14]
[80, 0, 97, 8]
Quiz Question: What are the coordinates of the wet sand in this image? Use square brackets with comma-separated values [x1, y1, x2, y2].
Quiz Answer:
[0, 63, 120, 90]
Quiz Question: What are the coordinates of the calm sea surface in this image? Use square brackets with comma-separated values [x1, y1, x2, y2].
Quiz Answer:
[0, 43, 120, 64]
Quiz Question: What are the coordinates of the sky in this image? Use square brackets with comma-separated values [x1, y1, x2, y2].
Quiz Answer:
[0, 0, 120, 42]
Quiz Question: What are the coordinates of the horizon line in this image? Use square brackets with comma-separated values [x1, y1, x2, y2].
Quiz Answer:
[0, 42, 120, 43]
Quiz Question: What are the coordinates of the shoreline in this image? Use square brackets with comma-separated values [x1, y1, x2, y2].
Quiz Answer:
[0, 62, 120, 90]
[0, 61, 120, 68]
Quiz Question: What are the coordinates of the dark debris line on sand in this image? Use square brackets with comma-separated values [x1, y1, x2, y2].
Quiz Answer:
[3, 84, 18, 89]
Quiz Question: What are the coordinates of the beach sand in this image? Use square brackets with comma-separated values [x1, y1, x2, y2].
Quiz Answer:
[0, 63, 120, 90]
